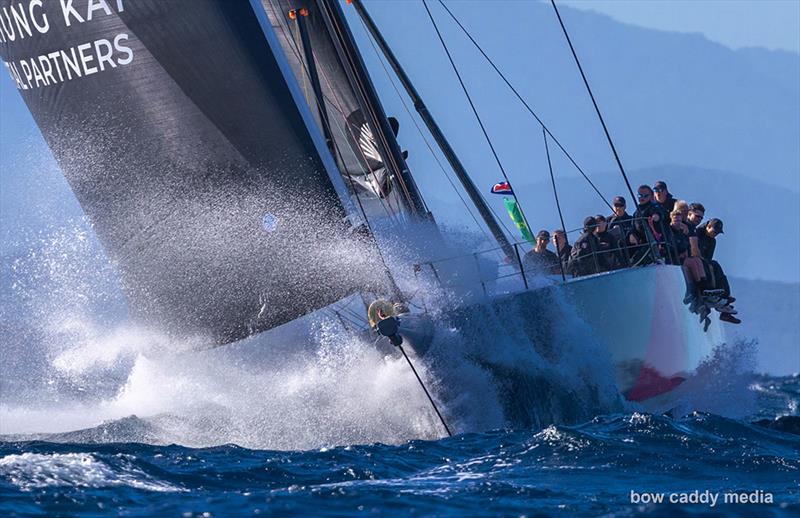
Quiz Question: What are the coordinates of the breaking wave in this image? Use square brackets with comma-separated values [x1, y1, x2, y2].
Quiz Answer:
[0, 222, 759, 450]
[0, 452, 181, 493]
[1, 410, 798, 516]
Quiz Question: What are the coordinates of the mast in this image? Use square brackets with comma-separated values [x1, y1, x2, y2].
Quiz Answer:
[350, 0, 515, 259]
[316, 0, 431, 219]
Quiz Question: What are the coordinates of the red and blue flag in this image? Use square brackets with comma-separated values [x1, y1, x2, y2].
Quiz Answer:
[490, 181, 513, 195]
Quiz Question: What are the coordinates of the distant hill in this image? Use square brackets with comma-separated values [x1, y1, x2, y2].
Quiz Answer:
[730, 277, 800, 376]
[427, 165, 799, 284]
[361, 1, 799, 197]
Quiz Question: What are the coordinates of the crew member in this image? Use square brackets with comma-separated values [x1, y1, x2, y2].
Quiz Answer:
[696, 218, 740, 324]
[654, 180, 677, 214]
[552, 229, 571, 276]
[687, 202, 705, 228]
[568, 217, 601, 277]
[634, 185, 671, 262]
[594, 214, 617, 270]
[523, 230, 560, 275]
[608, 196, 634, 237]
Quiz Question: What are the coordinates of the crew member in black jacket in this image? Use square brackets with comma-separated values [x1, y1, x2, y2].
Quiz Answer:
[696, 218, 740, 324]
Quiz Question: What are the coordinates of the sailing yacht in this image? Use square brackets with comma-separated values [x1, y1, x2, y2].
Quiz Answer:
[0, 0, 723, 431]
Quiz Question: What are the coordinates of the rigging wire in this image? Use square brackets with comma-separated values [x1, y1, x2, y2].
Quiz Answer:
[549, 0, 637, 203]
[421, 0, 534, 240]
[355, 12, 493, 243]
[436, 0, 612, 211]
[542, 128, 568, 281]
[397, 341, 453, 437]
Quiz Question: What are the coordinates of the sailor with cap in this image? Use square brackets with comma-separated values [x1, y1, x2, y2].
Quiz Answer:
[696, 218, 740, 324]
[568, 217, 602, 277]
[697, 218, 724, 261]
[522, 229, 560, 275]
[653, 180, 677, 214]
[608, 195, 634, 237]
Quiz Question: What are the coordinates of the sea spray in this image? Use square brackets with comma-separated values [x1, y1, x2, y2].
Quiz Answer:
[0, 221, 760, 449]
[664, 339, 759, 418]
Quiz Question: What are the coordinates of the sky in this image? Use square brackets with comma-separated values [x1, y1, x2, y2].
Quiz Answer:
[0, 1, 797, 376]
[3, 0, 797, 209]
[560, 0, 800, 53]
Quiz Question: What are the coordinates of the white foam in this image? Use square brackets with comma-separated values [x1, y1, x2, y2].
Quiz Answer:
[1, 223, 626, 449]
[663, 340, 759, 418]
[0, 452, 182, 492]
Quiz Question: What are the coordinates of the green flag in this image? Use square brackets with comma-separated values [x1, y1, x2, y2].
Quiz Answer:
[503, 197, 534, 244]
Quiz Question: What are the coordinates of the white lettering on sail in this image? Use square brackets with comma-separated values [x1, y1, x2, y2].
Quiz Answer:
[94, 38, 115, 71]
[86, 0, 112, 21]
[10, 2, 32, 39]
[114, 33, 133, 65]
[47, 51, 65, 82]
[1, 0, 135, 90]
[1, 7, 16, 42]
[28, 57, 45, 87]
[29, 0, 48, 34]
[77, 42, 98, 75]
[59, 0, 85, 28]
[37, 54, 55, 84]
[61, 47, 82, 81]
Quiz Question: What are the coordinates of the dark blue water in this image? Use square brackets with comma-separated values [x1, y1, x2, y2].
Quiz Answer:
[1, 375, 797, 517]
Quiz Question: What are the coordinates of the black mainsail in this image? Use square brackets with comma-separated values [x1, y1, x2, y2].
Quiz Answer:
[0, 0, 391, 344]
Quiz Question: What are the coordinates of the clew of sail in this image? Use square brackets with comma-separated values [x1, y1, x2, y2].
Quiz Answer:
[0, 0, 389, 345]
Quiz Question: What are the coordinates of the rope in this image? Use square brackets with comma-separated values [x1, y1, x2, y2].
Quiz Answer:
[398, 343, 453, 437]
[542, 128, 568, 281]
[437, 0, 612, 211]
[422, 0, 534, 240]
[549, 0, 636, 203]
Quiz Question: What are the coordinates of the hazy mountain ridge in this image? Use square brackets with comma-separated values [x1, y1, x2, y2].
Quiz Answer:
[428, 165, 799, 283]
[730, 277, 799, 376]
[550, 4, 799, 191]
[360, 0, 799, 205]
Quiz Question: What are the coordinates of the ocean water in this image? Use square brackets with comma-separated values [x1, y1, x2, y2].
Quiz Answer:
[2, 226, 798, 516]
[0, 375, 800, 516]
[0, 376, 797, 517]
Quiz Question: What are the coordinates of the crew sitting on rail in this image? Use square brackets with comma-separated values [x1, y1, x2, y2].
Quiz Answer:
[523, 230, 561, 275]
[551, 229, 571, 275]
[608, 195, 634, 237]
[669, 204, 692, 260]
[696, 218, 740, 324]
[546, 184, 739, 324]
[668, 203, 708, 306]
[633, 184, 672, 262]
[594, 214, 618, 270]
[653, 180, 677, 214]
[568, 217, 602, 277]
[687, 202, 705, 228]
